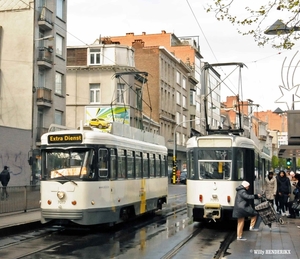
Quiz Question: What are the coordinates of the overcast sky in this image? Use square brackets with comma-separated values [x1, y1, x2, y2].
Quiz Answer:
[66, 0, 300, 112]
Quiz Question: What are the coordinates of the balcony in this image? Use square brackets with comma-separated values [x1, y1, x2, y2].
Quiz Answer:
[38, 6, 53, 31]
[36, 87, 52, 108]
[37, 46, 53, 69]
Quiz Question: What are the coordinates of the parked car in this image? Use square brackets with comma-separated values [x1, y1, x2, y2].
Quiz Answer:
[89, 118, 110, 129]
[180, 170, 187, 184]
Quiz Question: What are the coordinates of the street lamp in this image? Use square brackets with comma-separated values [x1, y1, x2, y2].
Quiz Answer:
[34, 35, 54, 41]
[172, 119, 200, 184]
[264, 20, 300, 35]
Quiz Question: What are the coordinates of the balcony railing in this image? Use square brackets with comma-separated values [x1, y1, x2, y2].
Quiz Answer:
[36, 87, 52, 107]
[38, 6, 53, 30]
[37, 46, 53, 69]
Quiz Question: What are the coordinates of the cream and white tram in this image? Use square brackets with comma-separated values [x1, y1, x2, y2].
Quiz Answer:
[186, 134, 271, 222]
[40, 123, 168, 226]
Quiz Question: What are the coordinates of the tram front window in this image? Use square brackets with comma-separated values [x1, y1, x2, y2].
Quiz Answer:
[199, 161, 231, 180]
[45, 149, 94, 179]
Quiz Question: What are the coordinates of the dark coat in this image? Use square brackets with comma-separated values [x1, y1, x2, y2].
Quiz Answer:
[277, 175, 291, 195]
[232, 185, 258, 218]
[0, 169, 10, 186]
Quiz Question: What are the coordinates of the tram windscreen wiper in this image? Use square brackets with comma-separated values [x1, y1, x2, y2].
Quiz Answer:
[54, 170, 78, 186]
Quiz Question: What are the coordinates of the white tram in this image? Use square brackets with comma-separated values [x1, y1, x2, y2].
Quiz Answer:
[40, 123, 168, 226]
[186, 134, 271, 222]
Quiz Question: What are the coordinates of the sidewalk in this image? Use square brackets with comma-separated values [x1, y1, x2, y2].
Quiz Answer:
[227, 216, 300, 259]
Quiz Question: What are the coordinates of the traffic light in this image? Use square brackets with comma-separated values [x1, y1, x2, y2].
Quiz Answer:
[286, 158, 292, 169]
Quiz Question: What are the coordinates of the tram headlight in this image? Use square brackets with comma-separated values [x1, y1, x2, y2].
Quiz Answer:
[57, 191, 65, 200]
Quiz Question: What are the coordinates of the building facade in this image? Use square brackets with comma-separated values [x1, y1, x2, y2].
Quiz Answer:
[66, 44, 146, 131]
[106, 31, 210, 170]
[0, 0, 67, 185]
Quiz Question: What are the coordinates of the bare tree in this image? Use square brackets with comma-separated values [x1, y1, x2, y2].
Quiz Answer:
[206, 0, 300, 49]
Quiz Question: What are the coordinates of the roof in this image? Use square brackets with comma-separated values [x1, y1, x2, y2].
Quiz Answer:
[278, 145, 300, 158]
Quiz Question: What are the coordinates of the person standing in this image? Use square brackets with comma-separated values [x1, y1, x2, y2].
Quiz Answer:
[264, 171, 277, 206]
[0, 166, 10, 199]
[277, 170, 291, 216]
[287, 173, 299, 218]
[232, 181, 261, 241]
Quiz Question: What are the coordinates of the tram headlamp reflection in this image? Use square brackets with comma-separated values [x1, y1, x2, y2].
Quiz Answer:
[57, 191, 65, 200]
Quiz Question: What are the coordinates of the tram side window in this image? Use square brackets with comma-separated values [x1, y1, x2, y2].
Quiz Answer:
[98, 148, 108, 178]
[127, 150, 134, 179]
[237, 150, 244, 180]
[162, 155, 167, 176]
[150, 154, 155, 177]
[135, 152, 142, 178]
[111, 149, 117, 179]
[143, 153, 149, 178]
[156, 155, 161, 177]
[118, 149, 126, 179]
[187, 150, 194, 179]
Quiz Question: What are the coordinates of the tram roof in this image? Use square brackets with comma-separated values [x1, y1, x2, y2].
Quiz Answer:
[41, 122, 167, 149]
[186, 134, 256, 149]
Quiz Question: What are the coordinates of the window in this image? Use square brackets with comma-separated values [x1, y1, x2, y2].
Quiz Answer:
[56, 0, 64, 20]
[127, 150, 134, 179]
[98, 148, 108, 178]
[176, 112, 181, 124]
[38, 70, 45, 88]
[55, 72, 63, 95]
[56, 34, 63, 57]
[143, 153, 149, 178]
[183, 95, 187, 108]
[156, 155, 161, 177]
[136, 88, 142, 110]
[176, 71, 181, 85]
[182, 77, 187, 89]
[182, 115, 187, 127]
[117, 83, 125, 103]
[118, 149, 126, 179]
[110, 149, 117, 179]
[135, 152, 142, 178]
[190, 91, 195, 105]
[90, 48, 101, 65]
[90, 84, 100, 103]
[150, 154, 155, 177]
[176, 91, 181, 104]
[55, 110, 63, 125]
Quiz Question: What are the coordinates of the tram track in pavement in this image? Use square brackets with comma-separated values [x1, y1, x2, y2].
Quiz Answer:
[160, 223, 236, 259]
[0, 201, 189, 259]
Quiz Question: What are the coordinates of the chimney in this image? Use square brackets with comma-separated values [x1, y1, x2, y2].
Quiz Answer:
[126, 32, 134, 36]
[161, 30, 166, 34]
[142, 32, 146, 35]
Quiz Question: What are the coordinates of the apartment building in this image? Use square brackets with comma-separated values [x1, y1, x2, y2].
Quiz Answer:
[66, 44, 146, 131]
[108, 31, 205, 135]
[0, 0, 67, 185]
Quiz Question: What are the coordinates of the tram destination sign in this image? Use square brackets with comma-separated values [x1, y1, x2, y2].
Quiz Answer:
[48, 134, 83, 144]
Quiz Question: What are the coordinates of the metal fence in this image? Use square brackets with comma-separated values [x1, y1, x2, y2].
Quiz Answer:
[0, 186, 40, 214]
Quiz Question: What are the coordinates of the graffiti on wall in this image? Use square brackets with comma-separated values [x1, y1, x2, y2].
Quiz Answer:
[0, 151, 30, 186]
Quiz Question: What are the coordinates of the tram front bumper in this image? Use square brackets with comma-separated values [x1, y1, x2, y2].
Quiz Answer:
[203, 203, 221, 222]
